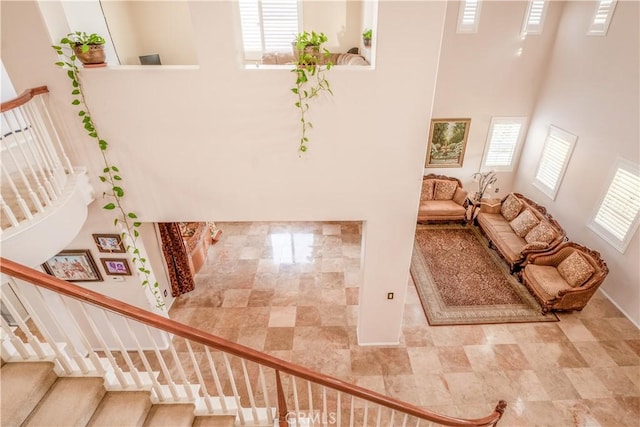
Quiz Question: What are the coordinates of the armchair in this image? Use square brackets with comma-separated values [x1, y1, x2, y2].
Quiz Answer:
[520, 242, 609, 313]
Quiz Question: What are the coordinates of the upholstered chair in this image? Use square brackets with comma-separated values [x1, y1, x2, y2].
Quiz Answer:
[520, 242, 609, 313]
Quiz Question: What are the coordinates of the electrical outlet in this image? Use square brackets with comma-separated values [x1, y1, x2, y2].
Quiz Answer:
[387, 292, 394, 300]
[495, 188, 499, 193]
[164, 289, 168, 297]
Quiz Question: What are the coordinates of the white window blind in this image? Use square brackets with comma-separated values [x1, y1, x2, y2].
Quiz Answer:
[482, 117, 527, 171]
[457, 0, 482, 33]
[588, 0, 617, 35]
[238, 0, 300, 61]
[521, 0, 548, 35]
[590, 160, 640, 253]
[533, 126, 577, 200]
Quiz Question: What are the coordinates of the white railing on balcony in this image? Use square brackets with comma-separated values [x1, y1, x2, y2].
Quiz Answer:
[0, 258, 507, 426]
[1, 86, 73, 232]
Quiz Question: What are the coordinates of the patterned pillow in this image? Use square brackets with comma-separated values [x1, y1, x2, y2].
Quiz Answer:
[522, 242, 548, 251]
[421, 180, 435, 201]
[453, 187, 468, 205]
[434, 180, 458, 200]
[525, 221, 557, 244]
[501, 194, 524, 221]
[557, 251, 594, 287]
[509, 209, 540, 237]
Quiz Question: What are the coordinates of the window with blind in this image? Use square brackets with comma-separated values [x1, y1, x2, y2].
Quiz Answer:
[238, 0, 301, 62]
[457, 0, 482, 33]
[533, 126, 577, 200]
[588, 0, 617, 35]
[481, 117, 527, 171]
[590, 159, 640, 253]
[521, 0, 548, 35]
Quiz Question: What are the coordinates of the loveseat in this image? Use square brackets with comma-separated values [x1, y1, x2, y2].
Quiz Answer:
[417, 174, 468, 224]
[476, 193, 566, 272]
[520, 242, 609, 313]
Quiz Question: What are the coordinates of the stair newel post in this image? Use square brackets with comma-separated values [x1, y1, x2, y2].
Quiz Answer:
[276, 370, 289, 427]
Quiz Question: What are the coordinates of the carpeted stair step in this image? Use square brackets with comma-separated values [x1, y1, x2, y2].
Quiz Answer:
[192, 415, 237, 427]
[23, 377, 106, 426]
[87, 391, 152, 426]
[0, 362, 57, 426]
[143, 404, 195, 426]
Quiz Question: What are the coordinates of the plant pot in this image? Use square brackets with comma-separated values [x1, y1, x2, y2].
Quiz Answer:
[73, 44, 106, 65]
[363, 37, 371, 47]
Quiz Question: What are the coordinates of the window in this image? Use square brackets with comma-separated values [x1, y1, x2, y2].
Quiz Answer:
[457, 0, 482, 33]
[481, 117, 527, 171]
[533, 126, 577, 200]
[521, 0, 548, 35]
[238, 0, 301, 62]
[588, 0, 617, 35]
[590, 159, 640, 253]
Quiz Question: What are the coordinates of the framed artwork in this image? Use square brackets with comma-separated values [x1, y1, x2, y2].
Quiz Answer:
[92, 234, 125, 253]
[101, 258, 132, 276]
[425, 118, 471, 168]
[42, 250, 103, 282]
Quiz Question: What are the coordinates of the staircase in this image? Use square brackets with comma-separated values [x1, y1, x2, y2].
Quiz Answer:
[1, 362, 235, 426]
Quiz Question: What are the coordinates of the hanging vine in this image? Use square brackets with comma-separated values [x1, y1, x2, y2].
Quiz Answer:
[52, 35, 164, 308]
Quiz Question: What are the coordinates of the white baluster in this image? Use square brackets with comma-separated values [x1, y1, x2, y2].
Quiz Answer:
[0, 315, 32, 359]
[376, 405, 382, 427]
[1, 167, 33, 222]
[390, 409, 396, 426]
[0, 195, 19, 228]
[100, 310, 143, 388]
[166, 333, 194, 400]
[336, 391, 341, 426]
[349, 395, 354, 427]
[363, 401, 369, 427]
[185, 340, 214, 413]
[240, 359, 259, 424]
[37, 95, 73, 172]
[124, 319, 165, 402]
[59, 298, 104, 375]
[143, 325, 180, 401]
[22, 102, 60, 198]
[204, 347, 228, 413]
[308, 381, 314, 424]
[258, 365, 273, 425]
[222, 353, 246, 425]
[291, 376, 301, 427]
[28, 100, 68, 192]
[322, 386, 327, 427]
[0, 285, 47, 358]
[402, 413, 408, 427]
[77, 304, 128, 387]
[415, 418, 421, 427]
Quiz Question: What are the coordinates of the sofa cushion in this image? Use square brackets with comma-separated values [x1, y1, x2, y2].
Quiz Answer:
[434, 180, 458, 200]
[522, 242, 549, 251]
[525, 221, 557, 244]
[453, 187, 468, 205]
[421, 180, 435, 201]
[526, 264, 571, 298]
[557, 251, 594, 288]
[510, 209, 540, 237]
[418, 200, 466, 217]
[501, 194, 524, 221]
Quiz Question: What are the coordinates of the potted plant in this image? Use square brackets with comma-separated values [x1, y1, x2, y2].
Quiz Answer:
[291, 31, 333, 153]
[60, 32, 106, 66]
[362, 29, 373, 47]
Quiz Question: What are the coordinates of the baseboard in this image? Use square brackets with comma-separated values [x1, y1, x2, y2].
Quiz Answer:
[598, 289, 640, 329]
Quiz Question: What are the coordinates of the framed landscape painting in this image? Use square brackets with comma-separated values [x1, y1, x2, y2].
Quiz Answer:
[425, 118, 471, 168]
[42, 250, 103, 282]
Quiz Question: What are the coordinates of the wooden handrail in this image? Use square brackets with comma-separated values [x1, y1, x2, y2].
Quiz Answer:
[0, 257, 506, 426]
[1, 86, 49, 113]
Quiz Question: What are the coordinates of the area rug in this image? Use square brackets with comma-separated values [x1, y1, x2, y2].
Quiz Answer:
[410, 224, 558, 325]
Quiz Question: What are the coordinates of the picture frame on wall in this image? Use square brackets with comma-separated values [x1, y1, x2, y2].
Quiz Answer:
[425, 118, 471, 168]
[100, 258, 132, 276]
[92, 234, 126, 253]
[42, 250, 103, 282]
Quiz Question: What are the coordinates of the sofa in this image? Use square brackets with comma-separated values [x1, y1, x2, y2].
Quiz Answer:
[417, 174, 468, 224]
[520, 242, 609, 313]
[476, 193, 566, 272]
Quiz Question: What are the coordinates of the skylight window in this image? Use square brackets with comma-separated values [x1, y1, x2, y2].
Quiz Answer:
[521, 0, 548, 35]
[588, 0, 617, 35]
[457, 0, 482, 34]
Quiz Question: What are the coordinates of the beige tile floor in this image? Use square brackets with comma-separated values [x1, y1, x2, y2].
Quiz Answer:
[169, 221, 640, 426]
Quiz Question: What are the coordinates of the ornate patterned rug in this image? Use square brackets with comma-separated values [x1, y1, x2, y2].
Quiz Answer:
[410, 224, 558, 325]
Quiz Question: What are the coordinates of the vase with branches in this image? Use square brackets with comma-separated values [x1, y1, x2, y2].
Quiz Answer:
[471, 170, 497, 202]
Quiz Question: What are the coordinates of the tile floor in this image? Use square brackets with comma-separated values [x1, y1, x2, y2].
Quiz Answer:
[169, 221, 640, 426]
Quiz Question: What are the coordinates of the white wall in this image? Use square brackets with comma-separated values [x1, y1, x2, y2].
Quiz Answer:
[429, 0, 563, 197]
[1, 0, 446, 344]
[99, 1, 143, 66]
[514, 1, 640, 325]
[303, 0, 363, 53]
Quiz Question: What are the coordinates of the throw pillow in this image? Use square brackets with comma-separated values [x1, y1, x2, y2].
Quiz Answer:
[453, 187, 468, 206]
[501, 194, 524, 221]
[525, 221, 557, 244]
[522, 242, 548, 251]
[557, 251, 595, 287]
[509, 209, 540, 237]
[434, 180, 458, 200]
[421, 180, 435, 201]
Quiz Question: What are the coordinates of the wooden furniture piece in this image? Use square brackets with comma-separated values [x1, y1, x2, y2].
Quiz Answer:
[417, 174, 469, 224]
[520, 242, 609, 313]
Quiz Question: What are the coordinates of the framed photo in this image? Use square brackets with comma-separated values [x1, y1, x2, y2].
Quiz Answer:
[92, 234, 125, 253]
[42, 250, 103, 282]
[101, 258, 132, 276]
[425, 118, 471, 168]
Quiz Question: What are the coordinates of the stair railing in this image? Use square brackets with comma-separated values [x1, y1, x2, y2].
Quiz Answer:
[1, 86, 74, 232]
[0, 257, 507, 426]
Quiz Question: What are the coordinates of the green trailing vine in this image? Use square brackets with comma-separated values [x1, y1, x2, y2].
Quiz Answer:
[291, 31, 333, 153]
[52, 34, 164, 309]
